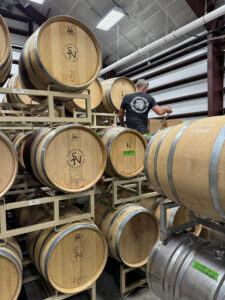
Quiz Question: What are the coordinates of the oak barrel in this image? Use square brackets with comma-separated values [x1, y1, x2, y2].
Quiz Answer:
[13, 132, 32, 168]
[140, 197, 202, 236]
[144, 116, 225, 222]
[7, 75, 38, 105]
[98, 127, 146, 178]
[23, 124, 107, 192]
[147, 233, 225, 300]
[0, 237, 23, 300]
[65, 78, 103, 112]
[19, 16, 102, 93]
[98, 77, 135, 112]
[95, 195, 158, 267]
[25, 206, 108, 294]
[0, 15, 12, 86]
[0, 131, 18, 197]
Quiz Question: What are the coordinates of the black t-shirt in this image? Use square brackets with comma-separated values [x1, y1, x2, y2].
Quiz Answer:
[120, 92, 157, 133]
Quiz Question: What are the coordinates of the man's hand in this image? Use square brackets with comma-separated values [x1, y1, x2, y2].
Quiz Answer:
[166, 105, 173, 114]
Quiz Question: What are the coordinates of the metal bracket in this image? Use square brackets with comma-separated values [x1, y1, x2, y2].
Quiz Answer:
[159, 198, 225, 244]
[103, 175, 159, 208]
[120, 263, 147, 298]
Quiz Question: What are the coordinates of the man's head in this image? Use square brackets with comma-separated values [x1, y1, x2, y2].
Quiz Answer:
[136, 79, 149, 93]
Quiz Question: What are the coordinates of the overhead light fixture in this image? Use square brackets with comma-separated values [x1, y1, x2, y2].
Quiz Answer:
[96, 7, 125, 31]
[29, 0, 45, 4]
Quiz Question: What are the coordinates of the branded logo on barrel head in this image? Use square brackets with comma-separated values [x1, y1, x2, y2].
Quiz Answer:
[63, 44, 79, 62]
[72, 134, 79, 140]
[72, 247, 83, 262]
[67, 149, 85, 168]
[67, 26, 74, 34]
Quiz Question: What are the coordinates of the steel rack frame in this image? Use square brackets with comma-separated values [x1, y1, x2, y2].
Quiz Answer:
[0, 87, 92, 130]
[0, 186, 95, 240]
[103, 174, 159, 208]
[159, 198, 225, 244]
[120, 263, 147, 298]
[91, 112, 118, 129]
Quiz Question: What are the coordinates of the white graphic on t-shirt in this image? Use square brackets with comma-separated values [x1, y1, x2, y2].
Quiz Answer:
[130, 96, 149, 114]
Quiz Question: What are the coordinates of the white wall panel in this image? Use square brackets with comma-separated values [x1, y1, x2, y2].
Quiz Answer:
[151, 79, 207, 102]
[131, 47, 207, 81]
[10, 33, 27, 47]
[147, 60, 207, 89]
[148, 97, 208, 118]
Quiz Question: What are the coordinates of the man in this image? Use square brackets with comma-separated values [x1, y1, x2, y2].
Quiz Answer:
[119, 79, 172, 133]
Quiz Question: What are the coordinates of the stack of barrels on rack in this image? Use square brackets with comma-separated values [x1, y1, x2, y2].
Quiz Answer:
[1, 13, 136, 118]
[144, 116, 225, 300]
[17, 203, 108, 294]
[0, 15, 12, 87]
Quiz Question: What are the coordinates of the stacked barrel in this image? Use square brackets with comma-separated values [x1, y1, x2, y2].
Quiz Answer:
[144, 116, 225, 300]
[0, 16, 12, 87]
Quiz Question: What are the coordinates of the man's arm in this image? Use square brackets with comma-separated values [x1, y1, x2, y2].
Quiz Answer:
[152, 105, 173, 115]
[118, 109, 125, 127]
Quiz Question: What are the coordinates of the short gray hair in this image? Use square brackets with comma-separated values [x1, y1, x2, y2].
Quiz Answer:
[136, 79, 149, 89]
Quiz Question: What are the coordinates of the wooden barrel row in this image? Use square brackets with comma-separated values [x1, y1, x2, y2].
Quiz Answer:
[23, 124, 106, 192]
[0, 15, 12, 87]
[98, 127, 146, 178]
[144, 116, 225, 222]
[19, 204, 108, 294]
[65, 78, 103, 112]
[95, 195, 159, 267]
[0, 237, 23, 300]
[140, 197, 202, 236]
[0, 131, 18, 197]
[19, 16, 102, 94]
[65, 77, 135, 113]
[13, 132, 32, 169]
[98, 77, 135, 113]
[7, 75, 38, 105]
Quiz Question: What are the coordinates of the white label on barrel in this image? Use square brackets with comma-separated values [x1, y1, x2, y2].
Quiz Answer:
[13, 89, 27, 94]
[29, 200, 40, 206]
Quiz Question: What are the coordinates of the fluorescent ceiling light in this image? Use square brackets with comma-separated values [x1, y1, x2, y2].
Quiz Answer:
[29, 0, 45, 4]
[96, 7, 125, 31]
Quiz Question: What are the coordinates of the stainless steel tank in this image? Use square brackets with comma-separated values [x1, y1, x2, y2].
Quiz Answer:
[146, 233, 225, 300]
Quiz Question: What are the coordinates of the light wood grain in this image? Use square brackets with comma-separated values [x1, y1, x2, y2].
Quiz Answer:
[145, 116, 225, 222]
[25, 205, 108, 294]
[0, 15, 12, 86]
[0, 237, 23, 300]
[7, 75, 38, 105]
[19, 16, 102, 93]
[65, 78, 103, 112]
[23, 125, 107, 192]
[100, 127, 146, 178]
[99, 77, 135, 112]
[95, 195, 158, 267]
[0, 131, 18, 197]
[13, 132, 32, 169]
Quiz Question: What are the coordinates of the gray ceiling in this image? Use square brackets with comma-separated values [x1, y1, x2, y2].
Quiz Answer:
[30, 0, 225, 70]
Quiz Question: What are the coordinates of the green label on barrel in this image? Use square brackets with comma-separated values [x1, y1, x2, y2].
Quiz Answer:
[100, 200, 109, 207]
[123, 151, 136, 156]
[145, 134, 153, 138]
[193, 260, 219, 281]
[97, 132, 105, 136]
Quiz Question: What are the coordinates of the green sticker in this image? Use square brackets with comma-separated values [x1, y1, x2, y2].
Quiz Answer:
[100, 200, 109, 207]
[97, 132, 105, 136]
[145, 134, 153, 138]
[193, 260, 219, 281]
[123, 150, 136, 156]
